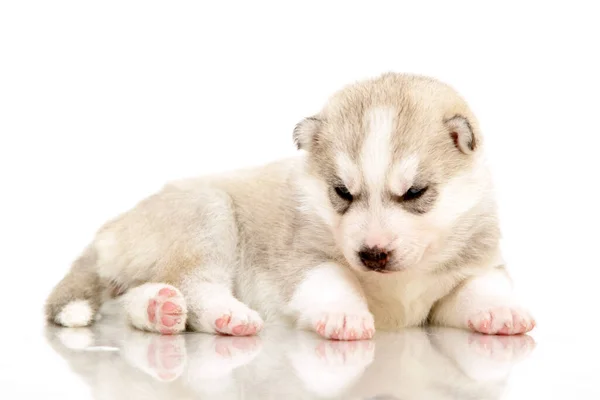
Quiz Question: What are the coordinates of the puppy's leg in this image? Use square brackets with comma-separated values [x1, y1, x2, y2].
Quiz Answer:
[182, 279, 264, 336]
[430, 267, 535, 335]
[172, 189, 263, 336]
[106, 185, 263, 336]
[120, 267, 264, 337]
[287, 262, 374, 341]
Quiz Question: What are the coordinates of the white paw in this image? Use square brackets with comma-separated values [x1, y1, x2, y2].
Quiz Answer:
[467, 306, 535, 335]
[310, 310, 375, 340]
[55, 300, 95, 327]
[145, 285, 187, 334]
[200, 302, 264, 336]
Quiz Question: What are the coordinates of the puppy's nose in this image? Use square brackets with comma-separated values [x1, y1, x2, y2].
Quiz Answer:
[358, 247, 389, 271]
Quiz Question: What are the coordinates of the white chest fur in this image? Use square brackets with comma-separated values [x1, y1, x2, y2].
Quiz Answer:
[357, 270, 464, 330]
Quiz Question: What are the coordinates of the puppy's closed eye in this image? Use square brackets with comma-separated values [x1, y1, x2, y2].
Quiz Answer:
[334, 185, 353, 202]
[401, 186, 428, 201]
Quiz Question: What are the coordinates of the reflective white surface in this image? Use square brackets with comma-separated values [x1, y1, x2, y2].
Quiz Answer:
[5, 306, 599, 399]
[4, 309, 544, 399]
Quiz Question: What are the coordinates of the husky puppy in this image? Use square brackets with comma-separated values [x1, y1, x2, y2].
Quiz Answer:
[46, 73, 535, 340]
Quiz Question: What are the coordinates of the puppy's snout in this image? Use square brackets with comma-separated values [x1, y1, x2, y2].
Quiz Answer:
[358, 247, 389, 271]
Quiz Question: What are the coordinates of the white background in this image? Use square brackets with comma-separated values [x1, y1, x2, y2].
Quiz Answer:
[1, 1, 599, 397]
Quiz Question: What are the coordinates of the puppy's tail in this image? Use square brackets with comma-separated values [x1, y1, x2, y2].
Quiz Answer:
[45, 245, 103, 327]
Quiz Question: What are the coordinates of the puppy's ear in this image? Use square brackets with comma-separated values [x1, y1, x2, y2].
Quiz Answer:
[293, 116, 323, 150]
[445, 115, 479, 154]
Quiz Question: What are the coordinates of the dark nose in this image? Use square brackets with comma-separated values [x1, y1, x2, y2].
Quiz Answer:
[358, 247, 389, 271]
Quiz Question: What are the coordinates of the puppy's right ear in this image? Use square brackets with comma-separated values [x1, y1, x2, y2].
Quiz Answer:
[293, 116, 323, 150]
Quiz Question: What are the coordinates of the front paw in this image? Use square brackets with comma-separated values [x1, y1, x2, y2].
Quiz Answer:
[468, 307, 535, 335]
[308, 311, 375, 340]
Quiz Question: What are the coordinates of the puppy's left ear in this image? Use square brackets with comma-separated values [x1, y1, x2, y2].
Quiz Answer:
[293, 116, 323, 150]
[445, 115, 480, 154]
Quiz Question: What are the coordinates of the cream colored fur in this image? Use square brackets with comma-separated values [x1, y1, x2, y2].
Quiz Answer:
[45, 72, 535, 339]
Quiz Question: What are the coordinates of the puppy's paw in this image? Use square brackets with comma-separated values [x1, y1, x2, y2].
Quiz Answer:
[468, 307, 535, 335]
[146, 286, 187, 335]
[55, 300, 95, 327]
[202, 303, 264, 337]
[310, 311, 375, 340]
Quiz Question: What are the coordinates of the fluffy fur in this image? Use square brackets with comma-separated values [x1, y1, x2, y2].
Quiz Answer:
[45, 72, 535, 339]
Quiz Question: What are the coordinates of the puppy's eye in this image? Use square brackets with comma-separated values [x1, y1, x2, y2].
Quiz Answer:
[402, 186, 428, 201]
[334, 185, 353, 202]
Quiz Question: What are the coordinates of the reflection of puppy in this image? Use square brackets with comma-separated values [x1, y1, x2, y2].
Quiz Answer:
[347, 328, 535, 400]
[45, 73, 535, 339]
[45, 323, 534, 399]
[365, 397, 401, 400]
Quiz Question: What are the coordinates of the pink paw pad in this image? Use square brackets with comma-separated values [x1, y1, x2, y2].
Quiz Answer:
[213, 313, 263, 337]
[468, 307, 535, 336]
[146, 286, 186, 335]
[158, 287, 178, 297]
[313, 313, 375, 341]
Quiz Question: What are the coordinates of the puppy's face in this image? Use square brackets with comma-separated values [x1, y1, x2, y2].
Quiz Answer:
[295, 73, 491, 273]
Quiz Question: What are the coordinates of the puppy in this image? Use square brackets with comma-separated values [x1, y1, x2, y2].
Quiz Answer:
[46, 73, 535, 340]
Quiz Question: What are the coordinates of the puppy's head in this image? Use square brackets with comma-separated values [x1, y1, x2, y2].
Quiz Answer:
[295, 73, 493, 273]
